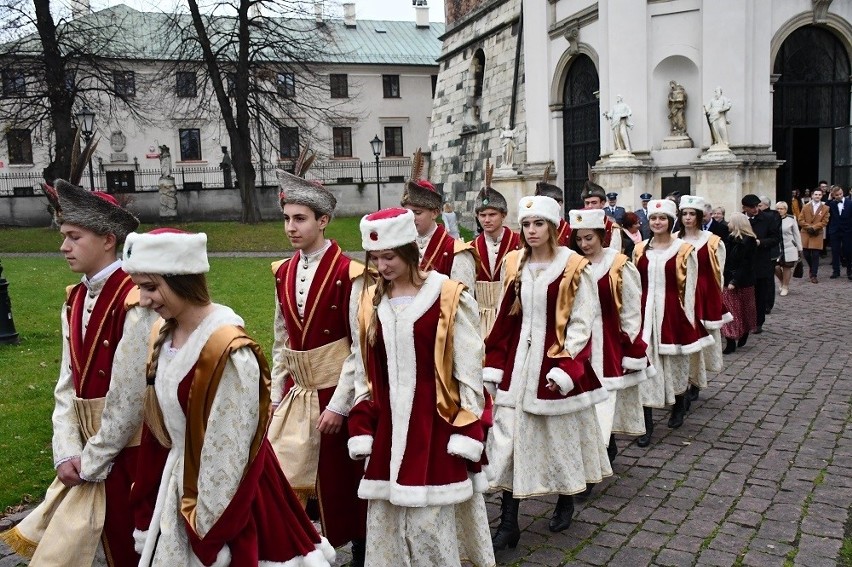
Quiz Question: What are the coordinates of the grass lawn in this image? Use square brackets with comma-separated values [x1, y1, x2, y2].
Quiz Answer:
[0, 217, 474, 254]
[0, 256, 280, 510]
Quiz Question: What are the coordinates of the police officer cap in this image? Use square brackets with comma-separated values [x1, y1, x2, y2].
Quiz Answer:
[640, 193, 652, 201]
[606, 192, 618, 199]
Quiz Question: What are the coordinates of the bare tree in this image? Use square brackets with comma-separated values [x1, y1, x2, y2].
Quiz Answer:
[161, 0, 352, 223]
[0, 0, 149, 183]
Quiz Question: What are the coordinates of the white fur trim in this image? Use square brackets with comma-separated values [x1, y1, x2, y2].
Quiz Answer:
[647, 199, 677, 219]
[622, 355, 648, 371]
[447, 434, 484, 461]
[347, 435, 373, 460]
[122, 231, 209, 275]
[482, 367, 503, 384]
[658, 333, 715, 355]
[679, 195, 705, 211]
[360, 208, 417, 251]
[701, 319, 724, 330]
[190, 544, 230, 567]
[602, 369, 649, 390]
[133, 528, 148, 555]
[259, 538, 336, 566]
[358, 478, 474, 507]
[470, 471, 489, 493]
[568, 208, 606, 230]
[517, 195, 561, 226]
[545, 367, 575, 396]
[523, 385, 610, 416]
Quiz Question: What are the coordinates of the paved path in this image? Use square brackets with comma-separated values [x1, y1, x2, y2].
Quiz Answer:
[2, 274, 851, 567]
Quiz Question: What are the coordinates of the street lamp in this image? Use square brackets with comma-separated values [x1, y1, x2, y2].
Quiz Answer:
[370, 135, 383, 211]
[75, 105, 96, 191]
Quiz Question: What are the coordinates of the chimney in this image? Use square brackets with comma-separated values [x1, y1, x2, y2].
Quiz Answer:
[414, 0, 429, 28]
[315, 1, 324, 24]
[70, 0, 89, 19]
[343, 2, 356, 27]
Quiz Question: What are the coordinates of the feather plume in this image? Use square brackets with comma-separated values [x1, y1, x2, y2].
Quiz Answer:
[542, 164, 552, 183]
[484, 158, 494, 188]
[408, 147, 424, 181]
[293, 144, 316, 178]
[68, 128, 99, 187]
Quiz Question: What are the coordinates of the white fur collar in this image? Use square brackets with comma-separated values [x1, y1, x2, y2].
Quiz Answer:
[682, 231, 710, 250]
[376, 270, 446, 327]
[589, 248, 618, 281]
[647, 237, 686, 262]
[521, 247, 571, 286]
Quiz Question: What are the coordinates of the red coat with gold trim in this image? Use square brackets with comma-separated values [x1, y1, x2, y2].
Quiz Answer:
[473, 226, 520, 282]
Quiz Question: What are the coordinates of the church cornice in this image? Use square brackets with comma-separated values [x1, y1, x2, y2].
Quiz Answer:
[548, 3, 598, 39]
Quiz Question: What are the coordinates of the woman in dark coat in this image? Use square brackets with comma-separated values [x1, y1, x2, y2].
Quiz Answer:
[721, 213, 757, 354]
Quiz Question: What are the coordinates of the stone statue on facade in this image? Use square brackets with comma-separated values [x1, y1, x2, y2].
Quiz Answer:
[668, 81, 688, 135]
[157, 144, 177, 218]
[704, 87, 732, 148]
[499, 122, 516, 169]
[603, 95, 633, 153]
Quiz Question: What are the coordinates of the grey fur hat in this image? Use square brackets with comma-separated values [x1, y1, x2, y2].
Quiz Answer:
[54, 179, 139, 243]
[581, 180, 606, 201]
[475, 159, 507, 214]
[535, 164, 564, 203]
[400, 148, 442, 210]
[277, 145, 337, 218]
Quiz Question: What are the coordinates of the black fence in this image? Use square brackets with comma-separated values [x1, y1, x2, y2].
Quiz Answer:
[0, 158, 413, 196]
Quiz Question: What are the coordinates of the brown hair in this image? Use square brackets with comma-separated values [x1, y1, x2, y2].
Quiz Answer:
[363, 242, 424, 346]
[510, 221, 559, 315]
[677, 208, 704, 237]
[143, 273, 211, 447]
[621, 212, 640, 230]
[569, 228, 606, 256]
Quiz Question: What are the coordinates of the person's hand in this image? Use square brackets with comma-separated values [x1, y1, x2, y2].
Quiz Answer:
[545, 379, 560, 393]
[57, 457, 83, 487]
[317, 409, 344, 435]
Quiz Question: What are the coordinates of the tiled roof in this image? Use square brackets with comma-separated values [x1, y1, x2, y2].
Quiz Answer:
[3, 4, 444, 67]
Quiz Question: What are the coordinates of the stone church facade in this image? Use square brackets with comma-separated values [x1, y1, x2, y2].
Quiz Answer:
[429, 0, 852, 228]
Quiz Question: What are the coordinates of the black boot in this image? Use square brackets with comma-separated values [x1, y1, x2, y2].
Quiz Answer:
[575, 483, 594, 501]
[636, 407, 653, 447]
[668, 395, 687, 429]
[607, 434, 617, 465]
[492, 490, 521, 551]
[737, 332, 749, 348]
[723, 338, 737, 354]
[548, 494, 575, 532]
[688, 384, 700, 402]
[349, 539, 366, 567]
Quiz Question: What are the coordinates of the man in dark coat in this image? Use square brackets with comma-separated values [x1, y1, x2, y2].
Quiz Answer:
[703, 204, 730, 240]
[742, 194, 781, 333]
[826, 185, 852, 279]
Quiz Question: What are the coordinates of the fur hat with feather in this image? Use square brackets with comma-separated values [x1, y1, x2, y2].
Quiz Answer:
[400, 147, 442, 210]
[277, 144, 337, 218]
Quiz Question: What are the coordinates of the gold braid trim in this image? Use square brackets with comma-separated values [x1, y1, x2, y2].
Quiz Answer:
[608, 253, 629, 315]
[676, 242, 694, 305]
[706, 234, 723, 287]
[547, 253, 589, 358]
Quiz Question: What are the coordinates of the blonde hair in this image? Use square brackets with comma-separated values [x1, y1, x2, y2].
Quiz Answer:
[775, 201, 788, 212]
[509, 221, 559, 316]
[727, 212, 756, 239]
[443, 203, 454, 213]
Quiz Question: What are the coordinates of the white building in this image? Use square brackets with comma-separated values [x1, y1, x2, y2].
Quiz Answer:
[429, 0, 852, 226]
[0, 2, 442, 195]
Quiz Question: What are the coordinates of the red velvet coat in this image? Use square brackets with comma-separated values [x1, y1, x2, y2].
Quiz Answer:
[473, 226, 520, 282]
[692, 234, 732, 330]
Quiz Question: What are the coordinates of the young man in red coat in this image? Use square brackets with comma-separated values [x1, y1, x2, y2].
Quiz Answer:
[266, 152, 367, 566]
[2, 180, 156, 566]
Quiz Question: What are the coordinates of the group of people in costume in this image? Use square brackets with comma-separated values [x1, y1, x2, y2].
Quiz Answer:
[2, 145, 730, 567]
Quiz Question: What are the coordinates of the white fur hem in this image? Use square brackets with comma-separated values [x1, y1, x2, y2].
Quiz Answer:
[658, 333, 715, 355]
[470, 471, 489, 493]
[259, 538, 336, 566]
[191, 545, 230, 567]
[133, 528, 148, 555]
[447, 434, 484, 461]
[482, 366, 504, 384]
[602, 369, 648, 390]
[358, 478, 474, 506]
[347, 435, 373, 460]
[522, 386, 609, 416]
[622, 355, 647, 371]
[545, 367, 575, 396]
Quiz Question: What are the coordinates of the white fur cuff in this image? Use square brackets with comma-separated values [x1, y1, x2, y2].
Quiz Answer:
[447, 434, 484, 461]
[484, 381, 497, 398]
[190, 544, 230, 567]
[622, 355, 648, 371]
[470, 471, 489, 493]
[348, 435, 373, 460]
[483, 367, 504, 384]
[133, 529, 148, 555]
[546, 367, 575, 396]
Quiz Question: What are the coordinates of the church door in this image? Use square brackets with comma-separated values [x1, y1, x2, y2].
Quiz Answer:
[562, 54, 600, 211]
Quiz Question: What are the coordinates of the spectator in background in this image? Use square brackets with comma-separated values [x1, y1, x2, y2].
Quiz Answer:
[605, 192, 626, 224]
[742, 194, 780, 333]
[790, 189, 803, 219]
[758, 196, 782, 315]
[712, 206, 727, 224]
[636, 193, 652, 239]
[620, 211, 642, 259]
[704, 204, 730, 239]
[721, 213, 757, 354]
[442, 202, 461, 240]
[798, 187, 830, 283]
[826, 185, 852, 279]
[774, 201, 802, 297]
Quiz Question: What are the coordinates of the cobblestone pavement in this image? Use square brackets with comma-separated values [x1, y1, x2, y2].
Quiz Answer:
[2, 274, 851, 567]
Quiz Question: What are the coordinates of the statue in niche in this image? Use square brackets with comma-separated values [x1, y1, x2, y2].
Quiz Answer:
[603, 95, 633, 152]
[704, 87, 732, 148]
[499, 121, 516, 169]
[667, 81, 689, 136]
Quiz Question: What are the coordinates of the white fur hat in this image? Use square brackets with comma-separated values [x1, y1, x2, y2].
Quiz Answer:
[568, 208, 606, 230]
[122, 229, 209, 275]
[647, 199, 678, 220]
[679, 195, 705, 212]
[518, 195, 561, 226]
[360, 208, 417, 251]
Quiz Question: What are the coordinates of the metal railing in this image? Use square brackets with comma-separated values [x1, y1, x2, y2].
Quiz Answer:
[0, 158, 413, 196]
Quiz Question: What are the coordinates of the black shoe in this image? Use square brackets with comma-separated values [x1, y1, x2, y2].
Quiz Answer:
[575, 483, 594, 501]
[723, 338, 737, 354]
[637, 407, 654, 447]
[668, 395, 687, 429]
[737, 333, 749, 348]
[492, 491, 521, 551]
[830, 273, 840, 279]
[548, 494, 575, 533]
[754, 326, 763, 334]
[349, 539, 366, 567]
[688, 384, 700, 402]
[607, 434, 617, 465]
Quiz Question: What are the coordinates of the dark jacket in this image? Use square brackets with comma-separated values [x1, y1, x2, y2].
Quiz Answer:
[724, 235, 757, 288]
[704, 218, 730, 240]
[827, 197, 852, 235]
[748, 210, 781, 277]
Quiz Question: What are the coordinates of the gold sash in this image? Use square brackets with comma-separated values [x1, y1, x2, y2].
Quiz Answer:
[3, 398, 114, 564]
[475, 280, 503, 339]
[267, 338, 350, 497]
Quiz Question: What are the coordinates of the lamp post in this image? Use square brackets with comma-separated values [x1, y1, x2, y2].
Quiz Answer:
[75, 105, 96, 191]
[370, 135, 383, 211]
